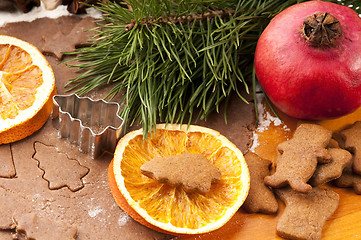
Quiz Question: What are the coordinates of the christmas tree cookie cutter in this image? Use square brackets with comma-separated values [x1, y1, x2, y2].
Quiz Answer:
[52, 94, 123, 159]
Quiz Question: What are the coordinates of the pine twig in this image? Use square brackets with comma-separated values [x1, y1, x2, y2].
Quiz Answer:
[64, 0, 360, 136]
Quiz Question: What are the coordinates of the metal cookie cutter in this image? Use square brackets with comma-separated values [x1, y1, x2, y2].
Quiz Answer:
[52, 94, 124, 159]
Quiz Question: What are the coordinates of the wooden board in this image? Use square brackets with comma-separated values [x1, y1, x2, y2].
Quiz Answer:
[180, 187, 361, 240]
[181, 100, 361, 240]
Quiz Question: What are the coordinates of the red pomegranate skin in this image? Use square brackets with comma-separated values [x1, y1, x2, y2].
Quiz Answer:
[255, 1, 361, 120]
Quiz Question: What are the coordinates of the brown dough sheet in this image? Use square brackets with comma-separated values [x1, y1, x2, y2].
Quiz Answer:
[0, 16, 256, 239]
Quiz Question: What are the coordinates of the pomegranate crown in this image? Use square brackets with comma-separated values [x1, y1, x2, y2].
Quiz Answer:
[302, 12, 342, 48]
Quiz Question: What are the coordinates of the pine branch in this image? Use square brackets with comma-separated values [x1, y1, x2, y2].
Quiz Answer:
[124, 9, 237, 31]
[65, 0, 360, 135]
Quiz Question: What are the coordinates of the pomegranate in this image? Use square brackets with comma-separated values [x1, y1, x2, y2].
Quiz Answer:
[254, 1, 361, 120]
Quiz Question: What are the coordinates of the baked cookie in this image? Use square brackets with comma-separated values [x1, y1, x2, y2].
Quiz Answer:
[242, 152, 278, 214]
[333, 163, 361, 194]
[339, 121, 361, 175]
[309, 147, 352, 186]
[275, 187, 339, 240]
[264, 124, 332, 193]
[140, 153, 221, 194]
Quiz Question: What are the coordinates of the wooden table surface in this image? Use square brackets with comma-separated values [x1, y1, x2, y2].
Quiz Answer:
[181, 101, 361, 240]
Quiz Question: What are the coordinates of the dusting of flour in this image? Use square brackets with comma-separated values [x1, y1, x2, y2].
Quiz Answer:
[118, 214, 130, 227]
[0, 2, 102, 27]
[249, 94, 289, 152]
[88, 206, 104, 218]
[255, 95, 282, 132]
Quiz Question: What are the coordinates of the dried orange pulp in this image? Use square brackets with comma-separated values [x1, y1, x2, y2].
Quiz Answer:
[108, 124, 250, 235]
[0, 35, 56, 144]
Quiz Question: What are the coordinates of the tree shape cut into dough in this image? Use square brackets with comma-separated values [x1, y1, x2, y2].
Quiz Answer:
[140, 153, 221, 194]
[33, 142, 89, 191]
[0, 144, 16, 178]
[42, 17, 96, 60]
[13, 213, 77, 240]
[264, 124, 332, 193]
[340, 121, 361, 175]
[242, 152, 278, 214]
[275, 187, 339, 240]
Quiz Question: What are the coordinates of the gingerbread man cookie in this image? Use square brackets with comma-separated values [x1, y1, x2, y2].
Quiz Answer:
[310, 147, 352, 186]
[264, 124, 332, 193]
[333, 163, 361, 194]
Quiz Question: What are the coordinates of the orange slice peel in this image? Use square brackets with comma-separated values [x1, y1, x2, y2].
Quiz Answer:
[0, 35, 56, 144]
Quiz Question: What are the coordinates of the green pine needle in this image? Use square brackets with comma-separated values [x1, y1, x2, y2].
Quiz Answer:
[64, 0, 360, 135]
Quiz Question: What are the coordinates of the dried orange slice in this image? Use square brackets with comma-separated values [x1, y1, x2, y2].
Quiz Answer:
[108, 124, 250, 235]
[0, 35, 56, 144]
